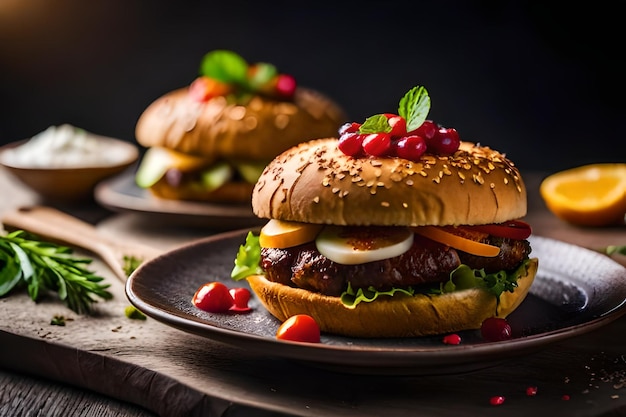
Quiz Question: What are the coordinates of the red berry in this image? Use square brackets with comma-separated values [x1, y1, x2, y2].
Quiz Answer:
[192, 282, 234, 313]
[481, 317, 512, 342]
[338, 132, 365, 157]
[339, 122, 361, 136]
[394, 135, 427, 160]
[383, 113, 407, 137]
[428, 127, 460, 155]
[442, 333, 462, 345]
[229, 287, 252, 313]
[526, 386, 538, 396]
[409, 119, 438, 140]
[362, 133, 391, 156]
[489, 396, 506, 406]
[274, 74, 296, 99]
[561, 394, 571, 401]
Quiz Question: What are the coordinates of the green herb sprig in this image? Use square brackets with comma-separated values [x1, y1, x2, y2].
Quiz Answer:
[0, 230, 113, 314]
[602, 245, 626, 256]
[359, 85, 431, 134]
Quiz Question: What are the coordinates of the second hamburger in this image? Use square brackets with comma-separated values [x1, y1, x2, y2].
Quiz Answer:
[134, 50, 346, 203]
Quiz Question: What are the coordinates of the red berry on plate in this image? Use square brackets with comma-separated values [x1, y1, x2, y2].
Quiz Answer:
[442, 333, 462, 345]
[394, 135, 427, 160]
[481, 317, 512, 342]
[338, 132, 365, 157]
[276, 314, 321, 343]
[229, 287, 252, 313]
[362, 133, 391, 156]
[192, 282, 234, 313]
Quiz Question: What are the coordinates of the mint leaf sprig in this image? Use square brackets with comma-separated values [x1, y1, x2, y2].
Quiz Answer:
[0, 230, 113, 315]
[359, 85, 431, 134]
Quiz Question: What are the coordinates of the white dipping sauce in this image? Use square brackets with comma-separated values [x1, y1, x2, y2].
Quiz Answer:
[2, 124, 129, 168]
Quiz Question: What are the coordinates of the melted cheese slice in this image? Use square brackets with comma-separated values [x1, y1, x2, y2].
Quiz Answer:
[259, 219, 323, 248]
[315, 226, 414, 265]
[135, 147, 213, 188]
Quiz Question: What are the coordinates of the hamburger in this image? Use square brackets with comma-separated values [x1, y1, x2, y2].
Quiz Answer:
[232, 86, 538, 338]
[134, 50, 346, 203]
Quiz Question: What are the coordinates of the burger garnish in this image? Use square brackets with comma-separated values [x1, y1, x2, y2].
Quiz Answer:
[134, 50, 346, 203]
[231, 86, 538, 338]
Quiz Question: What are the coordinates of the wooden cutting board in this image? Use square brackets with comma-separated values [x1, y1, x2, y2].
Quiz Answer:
[1, 173, 625, 416]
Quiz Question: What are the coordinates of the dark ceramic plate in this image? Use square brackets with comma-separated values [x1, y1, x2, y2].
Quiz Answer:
[94, 171, 265, 229]
[126, 232, 626, 375]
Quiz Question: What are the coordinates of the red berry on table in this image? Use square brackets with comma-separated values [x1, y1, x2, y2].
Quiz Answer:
[362, 133, 391, 156]
[192, 282, 234, 313]
[489, 396, 506, 406]
[480, 317, 512, 341]
[276, 314, 321, 343]
[338, 132, 365, 157]
[394, 135, 427, 160]
[383, 113, 407, 137]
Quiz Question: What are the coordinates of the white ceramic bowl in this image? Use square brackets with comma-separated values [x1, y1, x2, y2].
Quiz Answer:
[0, 132, 139, 202]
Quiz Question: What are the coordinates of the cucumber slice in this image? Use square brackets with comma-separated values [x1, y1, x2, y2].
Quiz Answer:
[233, 161, 268, 184]
[135, 147, 171, 188]
[201, 161, 233, 191]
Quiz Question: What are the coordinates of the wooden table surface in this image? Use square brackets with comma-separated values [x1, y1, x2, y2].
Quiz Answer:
[0, 168, 625, 417]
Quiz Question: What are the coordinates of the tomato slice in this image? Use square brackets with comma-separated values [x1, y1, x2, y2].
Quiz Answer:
[465, 220, 532, 240]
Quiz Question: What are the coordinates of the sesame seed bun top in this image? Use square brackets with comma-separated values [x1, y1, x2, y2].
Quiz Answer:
[135, 87, 346, 160]
[252, 138, 527, 226]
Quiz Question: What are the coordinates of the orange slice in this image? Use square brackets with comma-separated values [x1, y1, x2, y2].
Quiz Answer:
[539, 163, 626, 226]
[412, 226, 500, 257]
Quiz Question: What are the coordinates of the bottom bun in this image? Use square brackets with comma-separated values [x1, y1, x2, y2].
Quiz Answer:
[149, 178, 254, 203]
[247, 258, 538, 338]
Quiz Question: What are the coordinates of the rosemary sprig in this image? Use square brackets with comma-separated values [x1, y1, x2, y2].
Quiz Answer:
[0, 230, 113, 314]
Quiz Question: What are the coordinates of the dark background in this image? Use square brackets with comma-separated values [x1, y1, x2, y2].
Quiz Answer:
[1, 0, 624, 173]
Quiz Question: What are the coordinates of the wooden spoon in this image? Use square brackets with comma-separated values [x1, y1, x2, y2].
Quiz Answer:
[1, 205, 162, 282]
